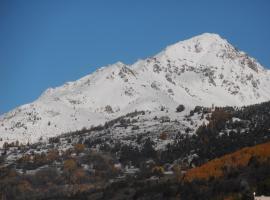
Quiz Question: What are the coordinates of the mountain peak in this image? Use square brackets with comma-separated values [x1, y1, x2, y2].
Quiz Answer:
[181, 33, 230, 47]
[191, 32, 225, 41]
[113, 61, 126, 67]
[161, 33, 230, 57]
[155, 33, 263, 73]
[1, 33, 270, 146]
[189, 32, 230, 48]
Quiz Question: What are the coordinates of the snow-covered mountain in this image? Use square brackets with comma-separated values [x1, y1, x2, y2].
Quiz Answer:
[1, 33, 270, 145]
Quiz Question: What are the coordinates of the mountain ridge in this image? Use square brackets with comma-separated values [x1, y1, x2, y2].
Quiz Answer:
[1, 33, 270, 145]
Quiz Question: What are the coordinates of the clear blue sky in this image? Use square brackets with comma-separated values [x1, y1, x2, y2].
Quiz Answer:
[1, 0, 270, 114]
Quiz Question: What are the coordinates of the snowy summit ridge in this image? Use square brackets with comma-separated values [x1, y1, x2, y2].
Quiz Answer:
[1, 33, 270, 145]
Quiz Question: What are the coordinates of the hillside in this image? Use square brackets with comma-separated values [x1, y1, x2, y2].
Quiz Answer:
[184, 141, 270, 181]
[0, 101, 270, 199]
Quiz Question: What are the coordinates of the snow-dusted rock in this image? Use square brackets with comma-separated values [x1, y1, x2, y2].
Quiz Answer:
[1, 33, 270, 145]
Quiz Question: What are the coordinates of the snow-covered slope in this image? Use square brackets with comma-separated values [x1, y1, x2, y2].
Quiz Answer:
[1, 33, 270, 145]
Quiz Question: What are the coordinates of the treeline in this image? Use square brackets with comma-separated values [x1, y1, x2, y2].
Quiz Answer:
[160, 104, 270, 166]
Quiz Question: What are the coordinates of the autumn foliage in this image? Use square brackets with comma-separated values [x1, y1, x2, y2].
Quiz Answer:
[74, 143, 85, 154]
[184, 141, 270, 182]
[159, 132, 168, 140]
[151, 166, 164, 176]
[64, 159, 77, 172]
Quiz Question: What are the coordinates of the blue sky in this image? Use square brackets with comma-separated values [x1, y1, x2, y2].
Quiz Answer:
[1, 0, 270, 114]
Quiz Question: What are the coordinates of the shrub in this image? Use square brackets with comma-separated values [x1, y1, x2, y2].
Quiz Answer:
[176, 104, 185, 112]
[49, 137, 60, 144]
[64, 159, 77, 173]
[105, 105, 113, 113]
[132, 125, 139, 130]
[152, 166, 164, 177]
[74, 144, 85, 154]
[70, 168, 88, 184]
[159, 132, 168, 140]
[47, 149, 59, 162]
